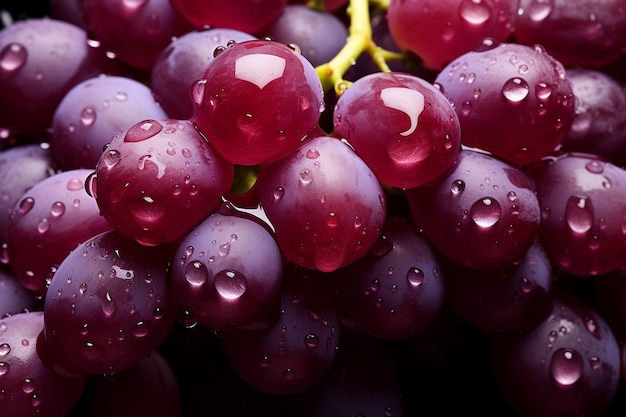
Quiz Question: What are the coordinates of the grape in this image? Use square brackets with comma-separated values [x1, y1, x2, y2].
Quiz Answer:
[0, 144, 56, 264]
[591, 266, 626, 343]
[170, 0, 288, 34]
[514, 0, 626, 68]
[89, 118, 233, 247]
[387, 0, 518, 71]
[528, 152, 626, 276]
[0, 266, 37, 317]
[171, 212, 284, 331]
[43, 230, 176, 376]
[405, 149, 541, 270]
[490, 292, 621, 417]
[0, 312, 86, 417]
[334, 71, 461, 189]
[220, 264, 340, 395]
[6, 169, 113, 296]
[50, 75, 168, 170]
[255, 135, 387, 272]
[192, 39, 324, 166]
[434, 41, 576, 166]
[0, 18, 115, 138]
[335, 216, 445, 340]
[151, 28, 257, 120]
[260, 4, 349, 67]
[49, 0, 87, 29]
[82, 0, 194, 71]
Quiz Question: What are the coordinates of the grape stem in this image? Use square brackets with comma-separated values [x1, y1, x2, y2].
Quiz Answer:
[315, 0, 402, 96]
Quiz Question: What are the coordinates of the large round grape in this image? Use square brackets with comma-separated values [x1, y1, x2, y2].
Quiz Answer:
[171, 213, 283, 331]
[434, 41, 576, 167]
[43, 230, 176, 376]
[90, 119, 233, 247]
[0, 312, 86, 417]
[528, 152, 626, 276]
[255, 135, 387, 272]
[490, 292, 621, 417]
[192, 39, 324, 166]
[405, 149, 541, 270]
[334, 71, 461, 189]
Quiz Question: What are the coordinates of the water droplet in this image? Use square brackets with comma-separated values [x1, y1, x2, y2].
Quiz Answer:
[326, 212, 339, 228]
[365, 279, 380, 296]
[0, 362, 9, 376]
[185, 261, 209, 286]
[589, 356, 601, 370]
[101, 292, 116, 316]
[214, 269, 247, 300]
[299, 169, 313, 185]
[519, 277, 532, 293]
[80, 107, 96, 126]
[79, 282, 88, 294]
[585, 160, 604, 174]
[18, 197, 35, 214]
[219, 242, 231, 256]
[550, 348, 583, 386]
[502, 77, 530, 102]
[0, 43, 27, 73]
[282, 368, 294, 379]
[451, 179, 465, 195]
[0, 343, 10, 356]
[407, 267, 425, 287]
[459, 0, 492, 24]
[50, 201, 65, 218]
[565, 195, 593, 234]
[191, 79, 207, 104]
[37, 218, 50, 234]
[79, 342, 105, 360]
[470, 197, 501, 227]
[124, 120, 163, 142]
[461, 101, 473, 116]
[22, 378, 35, 394]
[527, 0, 553, 21]
[304, 333, 320, 348]
[132, 321, 149, 337]
[102, 150, 122, 168]
[306, 148, 320, 159]
[535, 82, 553, 100]
[272, 187, 284, 201]
[474, 37, 499, 52]
[368, 232, 394, 257]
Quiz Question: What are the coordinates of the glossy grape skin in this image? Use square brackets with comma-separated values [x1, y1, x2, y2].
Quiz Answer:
[490, 292, 621, 417]
[256, 135, 387, 272]
[335, 217, 445, 340]
[334, 71, 461, 189]
[151, 28, 257, 120]
[6, 169, 113, 296]
[83, 0, 194, 71]
[0, 18, 115, 138]
[50, 75, 168, 170]
[170, 0, 288, 34]
[387, 0, 518, 71]
[260, 4, 349, 67]
[43, 230, 176, 376]
[444, 242, 553, 334]
[527, 152, 626, 276]
[515, 0, 626, 68]
[220, 264, 341, 395]
[0, 144, 56, 263]
[405, 149, 541, 270]
[192, 39, 324, 166]
[90, 118, 233, 247]
[0, 312, 86, 417]
[434, 41, 576, 167]
[171, 213, 283, 331]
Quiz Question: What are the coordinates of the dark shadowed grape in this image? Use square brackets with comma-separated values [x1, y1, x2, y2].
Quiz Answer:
[0, 312, 86, 417]
[405, 149, 541, 270]
[0, 266, 37, 317]
[591, 266, 626, 343]
[43, 230, 176, 376]
[90, 118, 233, 247]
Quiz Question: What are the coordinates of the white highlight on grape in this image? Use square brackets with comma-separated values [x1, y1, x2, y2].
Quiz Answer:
[380, 87, 425, 136]
[234, 54, 286, 89]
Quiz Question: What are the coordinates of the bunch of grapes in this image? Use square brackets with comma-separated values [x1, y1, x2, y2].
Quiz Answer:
[1, 0, 626, 416]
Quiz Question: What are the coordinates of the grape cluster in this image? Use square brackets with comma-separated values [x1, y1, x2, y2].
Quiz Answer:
[1, 0, 626, 416]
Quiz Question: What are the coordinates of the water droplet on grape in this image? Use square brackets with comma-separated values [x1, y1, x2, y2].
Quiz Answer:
[470, 197, 501, 227]
[527, 0, 553, 21]
[304, 333, 320, 349]
[565, 195, 593, 234]
[282, 368, 294, 379]
[218, 242, 231, 256]
[272, 186, 284, 201]
[299, 169, 313, 185]
[80, 107, 96, 126]
[185, 261, 209, 286]
[306, 148, 320, 159]
[101, 292, 116, 316]
[550, 348, 583, 386]
[102, 150, 122, 168]
[0, 362, 9, 376]
[79, 342, 105, 360]
[451, 179, 465, 195]
[461, 101, 473, 116]
[124, 120, 163, 142]
[22, 378, 35, 394]
[458, 0, 492, 24]
[37, 218, 50, 234]
[535, 82, 553, 100]
[326, 212, 339, 228]
[502, 77, 530, 102]
[18, 197, 35, 214]
[0, 343, 10, 356]
[50, 201, 65, 218]
[407, 267, 425, 287]
[214, 269, 247, 300]
[585, 160, 604, 174]
[0, 43, 27, 74]
[132, 321, 149, 337]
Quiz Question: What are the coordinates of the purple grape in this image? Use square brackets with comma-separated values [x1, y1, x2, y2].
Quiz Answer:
[405, 149, 541, 270]
[6, 169, 113, 296]
[0, 312, 86, 417]
[192, 39, 324, 166]
[220, 264, 340, 394]
[171, 212, 284, 331]
[151, 28, 257, 120]
[0, 18, 115, 138]
[335, 216, 445, 340]
[89, 118, 233, 247]
[434, 41, 576, 166]
[255, 135, 387, 272]
[0, 266, 38, 318]
[0, 144, 56, 264]
[528, 151, 626, 276]
[334, 71, 461, 189]
[490, 292, 621, 417]
[50, 75, 168, 170]
[82, 0, 194, 71]
[43, 230, 176, 376]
